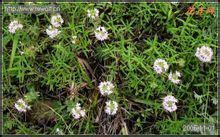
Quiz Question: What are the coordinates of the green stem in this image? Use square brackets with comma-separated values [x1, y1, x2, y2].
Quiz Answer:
[7, 108, 31, 134]
[9, 35, 18, 69]
[41, 103, 72, 133]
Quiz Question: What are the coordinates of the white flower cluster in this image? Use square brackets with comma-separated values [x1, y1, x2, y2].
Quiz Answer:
[94, 26, 108, 41]
[46, 14, 63, 39]
[86, 9, 108, 41]
[105, 100, 118, 115]
[162, 95, 178, 112]
[46, 25, 61, 39]
[87, 8, 99, 19]
[8, 20, 23, 34]
[51, 14, 64, 28]
[98, 81, 119, 115]
[211, 97, 218, 105]
[71, 35, 77, 44]
[71, 103, 86, 119]
[55, 128, 64, 135]
[14, 98, 31, 113]
[98, 81, 114, 96]
[168, 71, 181, 84]
[195, 46, 213, 63]
[153, 58, 169, 74]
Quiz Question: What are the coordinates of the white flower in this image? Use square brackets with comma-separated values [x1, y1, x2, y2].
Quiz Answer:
[46, 25, 60, 39]
[71, 35, 77, 44]
[195, 46, 213, 63]
[8, 20, 23, 34]
[168, 71, 181, 84]
[94, 26, 108, 41]
[20, 51, 24, 55]
[14, 98, 30, 112]
[153, 58, 169, 74]
[51, 14, 64, 28]
[56, 128, 64, 135]
[98, 81, 114, 96]
[105, 100, 118, 115]
[87, 8, 99, 19]
[211, 97, 217, 105]
[162, 95, 178, 112]
[71, 103, 86, 119]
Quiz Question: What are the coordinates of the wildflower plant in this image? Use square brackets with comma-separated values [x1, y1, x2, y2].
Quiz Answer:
[105, 100, 118, 115]
[98, 81, 115, 96]
[87, 8, 99, 19]
[195, 45, 213, 63]
[168, 71, 181, 84]
[3, 2, 217, 135]
[51, 14, 64, 28]
[46, 25, 61, 38]
[162, 95, 178, 113]
[71, 103, 86, 119]
[55, 128, 64, 135]
[14, 98, 31, 113]
[94, 26, 108, 41]
[71, 35, 77, 44]
[153, 59, 169, 74]
[8, 20, 23, 34]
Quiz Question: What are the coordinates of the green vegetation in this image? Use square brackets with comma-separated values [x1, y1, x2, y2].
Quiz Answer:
[3, 2, 217, 135]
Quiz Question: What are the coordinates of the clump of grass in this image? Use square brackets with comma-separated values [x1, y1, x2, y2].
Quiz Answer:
[3, 2, 217, 135]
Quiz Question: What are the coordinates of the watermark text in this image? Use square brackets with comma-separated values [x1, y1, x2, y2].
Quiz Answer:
[5, 5, 60, 14]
